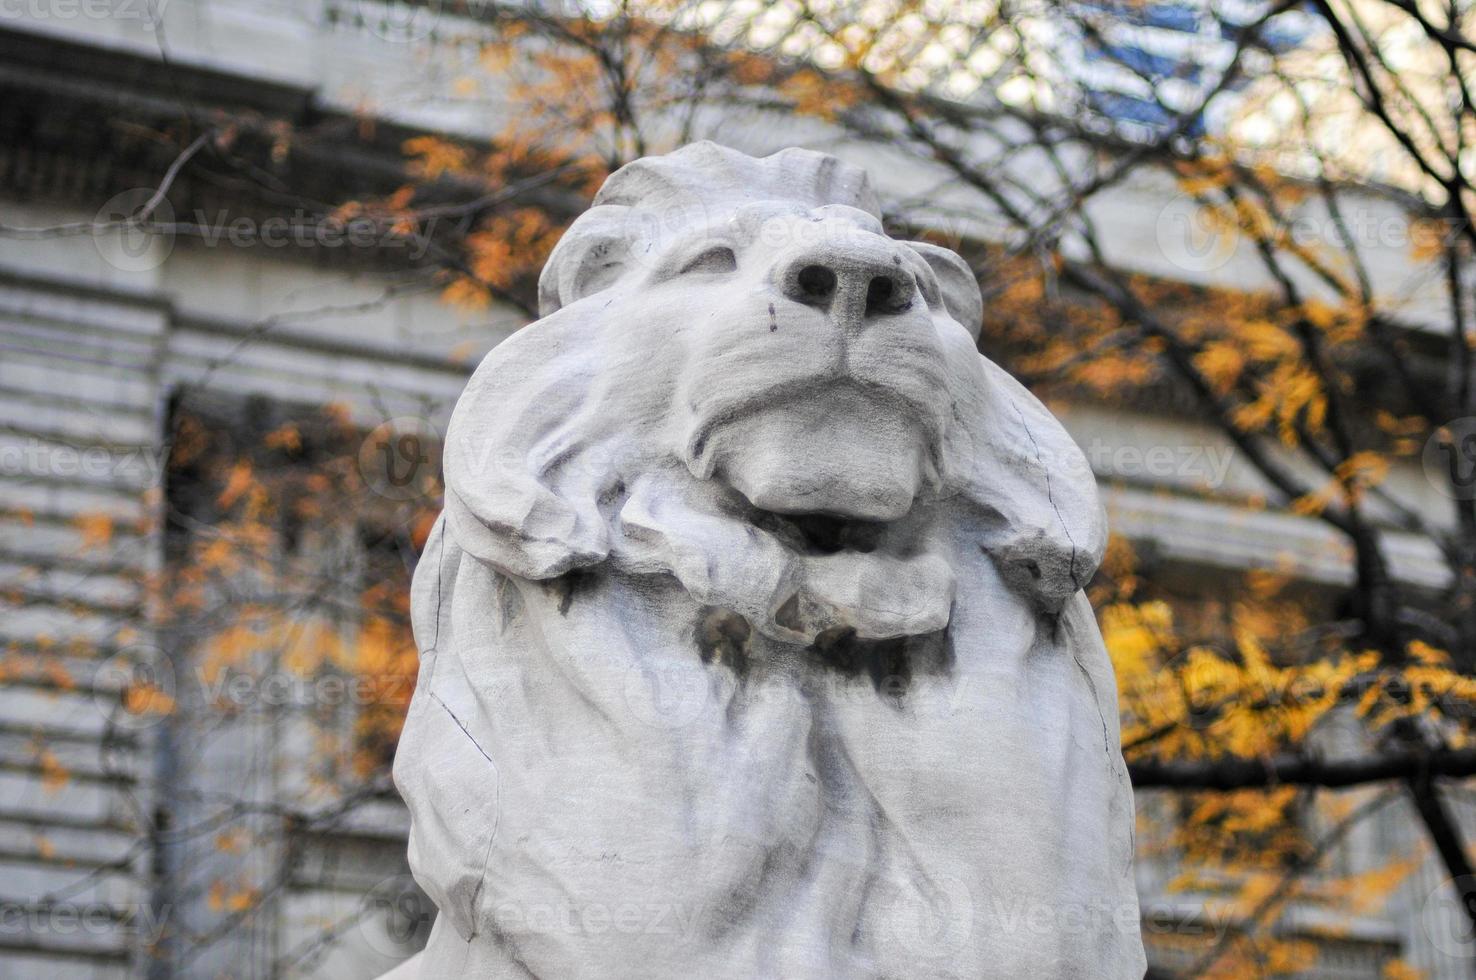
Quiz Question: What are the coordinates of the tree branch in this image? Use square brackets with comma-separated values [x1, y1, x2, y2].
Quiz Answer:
[1130, 747, 1476, 790]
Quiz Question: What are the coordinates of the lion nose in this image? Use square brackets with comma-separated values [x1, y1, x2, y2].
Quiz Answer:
[779, 239, 916, 322]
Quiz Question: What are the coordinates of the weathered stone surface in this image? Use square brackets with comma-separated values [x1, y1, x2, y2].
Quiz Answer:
[388, 142, 1144, 978]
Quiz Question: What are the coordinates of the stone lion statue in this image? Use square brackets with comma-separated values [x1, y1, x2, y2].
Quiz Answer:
[387, 142, 1144, 979]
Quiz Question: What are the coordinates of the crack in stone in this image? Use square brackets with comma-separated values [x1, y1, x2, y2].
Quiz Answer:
[1013, 402, 1080, 593]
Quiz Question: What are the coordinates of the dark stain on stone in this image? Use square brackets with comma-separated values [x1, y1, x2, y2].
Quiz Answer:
[494, 572, 524, 631]
[768, 302, 778, 332]
[774, 593, 803, 632]
[545, 570, 595, 616]
[750, 509, 882, 555]
[696, 605, 752, 677]
[809, 626, 954, 701]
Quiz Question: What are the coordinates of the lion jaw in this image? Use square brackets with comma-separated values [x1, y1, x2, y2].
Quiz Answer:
[685, 381, 937, 523]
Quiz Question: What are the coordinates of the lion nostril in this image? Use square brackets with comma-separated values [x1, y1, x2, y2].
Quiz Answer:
[797, 265, 837, 301]
[866, 276, 895, 311]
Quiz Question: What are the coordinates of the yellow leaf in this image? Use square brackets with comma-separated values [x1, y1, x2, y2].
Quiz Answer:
[1194, 342, 1245, 395]
[1408, 640, 1448, 665]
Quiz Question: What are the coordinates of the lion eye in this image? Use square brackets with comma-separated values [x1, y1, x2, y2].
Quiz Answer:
[677, 245, 738, 275]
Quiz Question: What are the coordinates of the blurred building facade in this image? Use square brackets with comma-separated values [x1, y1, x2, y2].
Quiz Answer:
[1063, 0, 1317, 136]
[0, 1, 1470, 977]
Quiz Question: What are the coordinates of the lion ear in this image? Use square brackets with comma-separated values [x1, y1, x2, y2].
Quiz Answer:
[906, 241, 982, 342]
[537, 208, 633, 316]
[949, 351, 1106, 613]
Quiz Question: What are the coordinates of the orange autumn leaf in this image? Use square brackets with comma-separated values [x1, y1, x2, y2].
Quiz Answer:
[263, 423, 302, 453]
[41, 659, 75, 691]
[73, 513, 114, 549]
[442, 277, 492, 309]
[38, 749, 69, 795]
[402, 135, 470, 178]
[214, 829, 249, 854]
[123, 681, 175, 719]
[217, 461, 254, 510]
[208, 879, 259, 914]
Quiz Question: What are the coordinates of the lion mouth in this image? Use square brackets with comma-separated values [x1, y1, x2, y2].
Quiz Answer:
[750, 508, 885, 555]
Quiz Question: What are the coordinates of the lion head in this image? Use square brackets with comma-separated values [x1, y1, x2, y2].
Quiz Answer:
[439, 141, 1104, 646]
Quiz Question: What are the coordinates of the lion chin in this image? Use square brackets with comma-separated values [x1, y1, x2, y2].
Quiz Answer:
[388, 142, 1144, 980]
